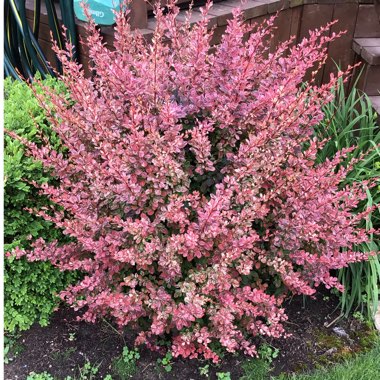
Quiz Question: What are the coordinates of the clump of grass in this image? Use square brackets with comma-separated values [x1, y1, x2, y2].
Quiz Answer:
[240, 358, 271, 380]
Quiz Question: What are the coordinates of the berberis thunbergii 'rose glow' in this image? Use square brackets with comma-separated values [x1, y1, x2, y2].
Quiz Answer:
[9, 0, 377, 362]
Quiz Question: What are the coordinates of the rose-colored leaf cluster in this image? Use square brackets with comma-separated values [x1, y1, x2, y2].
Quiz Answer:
[12, 1, 376, 361]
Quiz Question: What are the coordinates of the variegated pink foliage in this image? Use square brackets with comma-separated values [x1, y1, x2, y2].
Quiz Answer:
[12, 1, 375, 361]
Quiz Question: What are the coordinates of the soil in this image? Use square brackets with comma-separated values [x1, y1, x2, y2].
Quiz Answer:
[4, 290, 378, 380]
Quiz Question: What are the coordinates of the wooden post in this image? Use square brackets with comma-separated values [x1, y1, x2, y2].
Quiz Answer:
[129, 0, 148, 29]
[376, 0, 380, 23]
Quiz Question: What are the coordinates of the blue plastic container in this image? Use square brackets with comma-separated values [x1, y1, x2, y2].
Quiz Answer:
[74, 0, 121, 26]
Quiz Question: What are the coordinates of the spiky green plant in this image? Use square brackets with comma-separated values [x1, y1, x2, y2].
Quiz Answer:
[4, 0, 77, 80]
[315, 76, 380, 319]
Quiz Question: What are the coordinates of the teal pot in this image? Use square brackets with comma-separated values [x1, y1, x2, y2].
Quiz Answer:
[74, 0, 121, 25]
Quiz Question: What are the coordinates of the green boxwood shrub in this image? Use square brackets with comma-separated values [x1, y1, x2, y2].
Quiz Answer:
[4, 76, 77, 332]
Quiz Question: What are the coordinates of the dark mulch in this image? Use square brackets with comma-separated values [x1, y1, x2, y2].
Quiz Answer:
[4, 290, 376, 380]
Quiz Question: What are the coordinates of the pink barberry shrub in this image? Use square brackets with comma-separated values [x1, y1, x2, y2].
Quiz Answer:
[12, 1, 377, 361]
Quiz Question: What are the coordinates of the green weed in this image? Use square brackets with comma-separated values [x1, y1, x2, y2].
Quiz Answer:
[216, 372, 231, 380]
[112, 346, 140, 379]
[26, 373, 54, 380]
[157, 351, 173, 373]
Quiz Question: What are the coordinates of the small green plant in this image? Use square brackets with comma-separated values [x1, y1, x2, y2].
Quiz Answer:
[4, 334, 23, 364]
[199, 363, 210, 377]
[157, 351, 173, 373]
[78, 361, 100, 380]
[122, 346, 140, 363]
[112, 346, 140, 379]
[26, 372, 54, 380]
[258, 343, 280, 364]
[68, 332, 76, 342]
[353, 311, 366, 323]
[65, 374, 112, 380]
[216, 372, 231, 380]
[50, 347, 77, 362]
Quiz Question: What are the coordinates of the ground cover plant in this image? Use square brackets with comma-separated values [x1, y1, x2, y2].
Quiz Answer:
[4, 76, 77, 333]
[8, 0, 379, 364]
